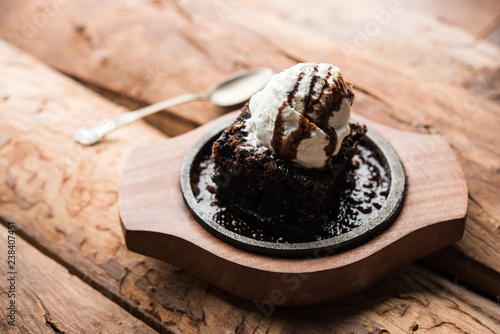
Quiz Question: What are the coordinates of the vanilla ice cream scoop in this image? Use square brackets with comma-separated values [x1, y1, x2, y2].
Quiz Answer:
[245, 63, 355, 168]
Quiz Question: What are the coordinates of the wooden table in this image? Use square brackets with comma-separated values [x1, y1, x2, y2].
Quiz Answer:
[0, 1, 499, 332]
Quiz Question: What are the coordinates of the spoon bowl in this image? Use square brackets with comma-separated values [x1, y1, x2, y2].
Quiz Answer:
[208, 68, 273, 107]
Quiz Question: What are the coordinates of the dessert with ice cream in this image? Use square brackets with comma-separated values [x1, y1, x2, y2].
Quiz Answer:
[211, 63, 367, 240]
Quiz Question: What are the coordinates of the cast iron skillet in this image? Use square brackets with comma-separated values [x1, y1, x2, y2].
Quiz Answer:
[181, 120, 406, 258]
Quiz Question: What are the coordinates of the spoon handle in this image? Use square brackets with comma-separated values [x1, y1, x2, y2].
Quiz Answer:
[74, 92, 206, 146]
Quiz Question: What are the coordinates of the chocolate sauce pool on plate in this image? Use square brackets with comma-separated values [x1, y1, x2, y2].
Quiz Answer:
[191, 139, 390, 244]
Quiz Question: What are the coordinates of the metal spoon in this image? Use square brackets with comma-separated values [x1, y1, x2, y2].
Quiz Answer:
[73, 67, 274, 146]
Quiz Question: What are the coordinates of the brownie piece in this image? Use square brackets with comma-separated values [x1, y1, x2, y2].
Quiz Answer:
[211, 104, 366, 239]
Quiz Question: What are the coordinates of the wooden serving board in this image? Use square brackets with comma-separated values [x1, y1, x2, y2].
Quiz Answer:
[119, 111, 468, 306]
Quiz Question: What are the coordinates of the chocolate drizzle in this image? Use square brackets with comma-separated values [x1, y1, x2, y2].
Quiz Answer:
[285, 70, 305, 104]
[272, 102, 317, 160]
[271, 102, 287, 157]
[303, 63, 319, 113]
[270, 63, 355, 165]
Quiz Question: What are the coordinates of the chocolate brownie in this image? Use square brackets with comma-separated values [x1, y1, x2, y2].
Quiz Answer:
[211, 104, 366, 239]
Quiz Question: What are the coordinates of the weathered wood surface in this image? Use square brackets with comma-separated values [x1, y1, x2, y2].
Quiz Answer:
[0, 0, 499, 299]
[0, 224, 156, 333]
[0, 0, 500, 332]
[407, 0, 500, 37]
[0, 33, 499, 333]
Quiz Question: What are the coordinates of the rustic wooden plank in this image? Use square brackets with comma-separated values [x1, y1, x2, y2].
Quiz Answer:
[486, 22, 500, 46]
[286, 263, 500, 333]
[0, 223, 156, 333]
[408, 0, 500, 36]
[243, 0, 500, 87]
[0, 40, 499, 333]
[0, 0, 275, 130]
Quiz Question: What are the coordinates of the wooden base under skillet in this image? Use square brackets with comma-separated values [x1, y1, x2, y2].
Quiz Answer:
[119, 111, 468, 306]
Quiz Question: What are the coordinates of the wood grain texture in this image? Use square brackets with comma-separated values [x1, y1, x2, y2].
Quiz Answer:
[119, 112, 468, 305]
[0, 2, 499, 333]
[487, 23, 500, 46]
[0, 38, 499, 333]
[408, 0, 500, 37]
[244, 0, 500, 84]
[278, 262, 500, 334]
[0, 0, 498, 298]
[0, 223, 156, 333]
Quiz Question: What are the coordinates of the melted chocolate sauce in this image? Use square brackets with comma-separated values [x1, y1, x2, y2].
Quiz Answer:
[272, 104, 317, 161]
[270, 64, 355, 164]
[303, 63, 319, 113]
[192, 139, 390, 243]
